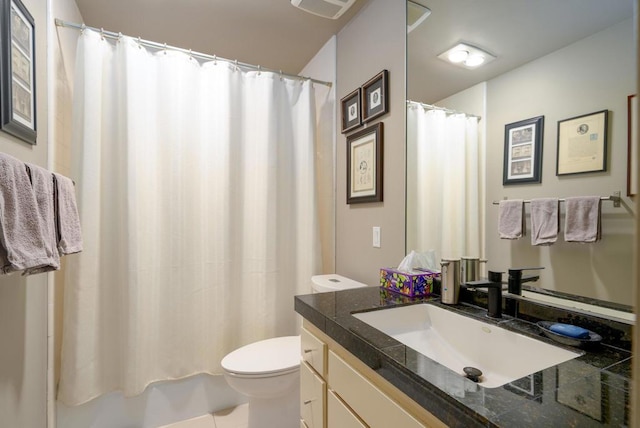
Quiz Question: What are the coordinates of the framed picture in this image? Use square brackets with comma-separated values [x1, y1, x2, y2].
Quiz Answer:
[556, 110, 608, 176]
[0, 0, 36, 145]
[627, 95, 637, 196]
[503, 116, 544, 185]
[341, 88, 361, 133]
[556, 365, 605, 422]
[347, 122, 383, 204]
[361, 70, 388, 123]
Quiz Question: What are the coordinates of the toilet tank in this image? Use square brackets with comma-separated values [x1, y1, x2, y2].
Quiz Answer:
[311, 274, 369, 293]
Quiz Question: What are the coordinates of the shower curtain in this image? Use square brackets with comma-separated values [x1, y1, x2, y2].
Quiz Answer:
[58, 29, 322, 406]
[406, 103, 482, 261]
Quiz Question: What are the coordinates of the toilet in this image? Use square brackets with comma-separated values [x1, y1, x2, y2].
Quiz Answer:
[220, 274, 368, 428]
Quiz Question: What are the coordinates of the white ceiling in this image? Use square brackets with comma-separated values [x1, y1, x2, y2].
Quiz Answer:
[408, 0, 635, 103]
[71, 0, 634, 99]
[72, 0, 369, 75]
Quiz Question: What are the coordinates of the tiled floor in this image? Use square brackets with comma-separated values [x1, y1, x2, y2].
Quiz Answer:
[159, 404, 248, 428]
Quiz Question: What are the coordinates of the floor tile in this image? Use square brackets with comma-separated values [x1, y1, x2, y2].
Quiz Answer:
[213, 403, 249, 428]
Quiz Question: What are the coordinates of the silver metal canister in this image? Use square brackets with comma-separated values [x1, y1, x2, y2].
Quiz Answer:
[460, 257, 488, 283]
[440, 259, 460, 304]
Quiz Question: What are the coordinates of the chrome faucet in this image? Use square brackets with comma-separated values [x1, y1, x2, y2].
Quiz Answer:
[507, 267, 544, 295]
[461, 271, 503, 319]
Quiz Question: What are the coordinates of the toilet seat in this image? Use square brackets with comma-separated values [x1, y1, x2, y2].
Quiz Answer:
[221, 336, 300, 377]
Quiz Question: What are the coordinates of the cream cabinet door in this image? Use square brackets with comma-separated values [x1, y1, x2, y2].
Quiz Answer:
[328, 351, 425, 428]
[301, 361, 326, 428]
[327, 390, 367, 428]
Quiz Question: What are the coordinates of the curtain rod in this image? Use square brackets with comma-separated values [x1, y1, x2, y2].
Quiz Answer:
[407, 100, 482, 120]
[54, 19, 332, 88]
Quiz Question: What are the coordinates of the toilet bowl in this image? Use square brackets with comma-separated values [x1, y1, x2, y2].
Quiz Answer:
[221, 274, 368, 428]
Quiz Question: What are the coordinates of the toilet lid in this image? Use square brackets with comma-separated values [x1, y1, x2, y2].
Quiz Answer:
[221, 336, 300, 376]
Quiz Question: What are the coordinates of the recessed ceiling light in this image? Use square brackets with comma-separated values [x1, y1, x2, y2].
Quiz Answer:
[437, 43, 496, 69]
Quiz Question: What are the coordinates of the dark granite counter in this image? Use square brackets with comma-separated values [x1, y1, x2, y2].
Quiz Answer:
[294, 286, 632, 427]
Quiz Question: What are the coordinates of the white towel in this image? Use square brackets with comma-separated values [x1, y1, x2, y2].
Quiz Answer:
[23, 164, 61, 275]
[0, 153, 54, 274]
[54, 173, 83, 255]
[498, 199, 525, 239]
[530, 198, 559, 246]
[564, 196, 601, 243]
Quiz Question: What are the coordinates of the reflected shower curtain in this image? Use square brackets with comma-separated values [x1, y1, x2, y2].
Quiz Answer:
[407, 104, 482, 261]
[59, 30, 321, 405]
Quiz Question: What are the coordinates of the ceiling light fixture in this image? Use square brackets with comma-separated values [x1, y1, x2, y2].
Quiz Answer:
[438, 43, 496, 69]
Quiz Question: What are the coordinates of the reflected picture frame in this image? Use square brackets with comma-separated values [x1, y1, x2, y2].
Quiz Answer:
[556, 110, 608, 176]
[347, 122, 383, 204]
[341, 88, 361, 134]
[503, 116, 544, 185]
[0, 0, 36, 145]
[361, 69, 388, 123]
[627, 95, 637, 196]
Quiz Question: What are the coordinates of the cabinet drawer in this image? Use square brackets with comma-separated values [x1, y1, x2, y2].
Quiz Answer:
[301, 326, 327, 377]
[300, 361, 325, 428]
[327, 389, 368, 428]
[328, 351, 425, 428]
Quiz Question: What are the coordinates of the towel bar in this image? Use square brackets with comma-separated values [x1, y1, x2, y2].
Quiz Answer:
[492, 191, 621, 208]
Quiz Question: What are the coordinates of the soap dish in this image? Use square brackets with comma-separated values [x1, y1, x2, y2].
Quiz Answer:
[537, 321, 602, 348]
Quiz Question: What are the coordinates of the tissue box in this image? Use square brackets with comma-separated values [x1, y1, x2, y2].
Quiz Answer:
[379, 268, 439, 297]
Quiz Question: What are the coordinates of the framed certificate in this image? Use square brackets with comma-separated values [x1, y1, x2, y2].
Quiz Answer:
[556, 110, 608, 176]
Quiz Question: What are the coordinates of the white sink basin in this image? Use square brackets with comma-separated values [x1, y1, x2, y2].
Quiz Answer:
[353, 303, 580, 388]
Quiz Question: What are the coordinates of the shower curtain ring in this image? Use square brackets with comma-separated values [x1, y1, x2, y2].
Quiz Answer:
[100, 28, 104, 40]
[234, 59, 239, 71]
[279, 70, 283, 81]
[80, 23, 85, 34]
[258, 65, 261, 75]
[188, 49, 192, 61]
[213, 55, 217, 65]
[164, 43, 167, 55]
[137, 36, 142, 49]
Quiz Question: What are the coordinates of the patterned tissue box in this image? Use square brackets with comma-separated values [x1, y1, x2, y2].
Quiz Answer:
[379, 268, 439, 297]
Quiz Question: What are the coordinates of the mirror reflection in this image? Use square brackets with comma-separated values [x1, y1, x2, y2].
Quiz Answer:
[406, 0, 635, 311]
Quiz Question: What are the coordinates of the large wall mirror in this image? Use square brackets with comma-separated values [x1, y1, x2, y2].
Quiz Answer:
[406, 0, 636, 317]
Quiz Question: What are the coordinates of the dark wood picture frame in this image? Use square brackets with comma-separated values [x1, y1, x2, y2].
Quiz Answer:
[341, 88, 362, 134]
[556, 110, 608, 176]
[347, 122, 383, 204]
[503, 116, 544, 185]
[627, 95, 637, 196]
[361, 70, 388, 123]
[0, 0, 36, 145]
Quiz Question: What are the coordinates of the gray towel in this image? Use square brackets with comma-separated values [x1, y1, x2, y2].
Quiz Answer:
[498, 199, 525, 239]
[54, 173, 83, 255]
[564, 196, 601, 243]
[23, 164, 61, 275]
[0, 153, 54, 274]
[530, 198, 559, 246]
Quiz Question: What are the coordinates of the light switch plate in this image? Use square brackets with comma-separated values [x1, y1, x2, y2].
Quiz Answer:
[373, 227, 381, 248]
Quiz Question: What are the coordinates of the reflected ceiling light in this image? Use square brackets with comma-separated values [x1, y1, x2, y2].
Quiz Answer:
[438, 43, 496, 69]
[407, 1, 431, 33]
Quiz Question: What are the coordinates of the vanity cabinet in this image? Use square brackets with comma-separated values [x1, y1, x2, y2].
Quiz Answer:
[300, 321, 446, 428]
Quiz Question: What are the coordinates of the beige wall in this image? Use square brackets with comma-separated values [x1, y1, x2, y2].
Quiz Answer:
[485, 19, 635, 305]
[0, 0, 49, 426]
[335, 0, 406, 285]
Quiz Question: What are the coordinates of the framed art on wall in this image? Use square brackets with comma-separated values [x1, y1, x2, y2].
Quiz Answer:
[627, 95, 637, 196]
[0, 0, 36, 145]
[361, 70, 388, 123]
[347, 122, 383, 204]
[341, 88, 362, 134]
[556, 110, 608, 176]
[503, 116, 544, 185]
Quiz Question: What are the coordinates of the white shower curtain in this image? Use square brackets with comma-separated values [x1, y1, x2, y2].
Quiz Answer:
[59, 30, 322, 406]
[406, 104, 482, 261]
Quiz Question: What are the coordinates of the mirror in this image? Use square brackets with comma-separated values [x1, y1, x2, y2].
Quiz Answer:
[406, 0, 636, 313]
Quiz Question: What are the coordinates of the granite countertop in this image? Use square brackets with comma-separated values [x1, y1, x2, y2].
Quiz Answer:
[294, 287, 632, 427]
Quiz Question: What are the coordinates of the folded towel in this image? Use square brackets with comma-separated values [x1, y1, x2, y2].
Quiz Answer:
[530, 198, 559, 246]
[54, 173, 83, 255]
[498, 199, 525, 239]
[23, 164, 60, 275]
[0, 153, 54, 274]
[564, 196, 601, 243]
